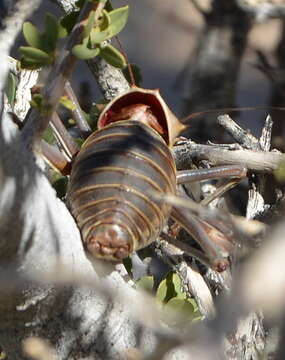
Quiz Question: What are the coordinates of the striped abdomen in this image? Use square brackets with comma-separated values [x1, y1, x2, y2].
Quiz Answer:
[66, 120, 176, 261]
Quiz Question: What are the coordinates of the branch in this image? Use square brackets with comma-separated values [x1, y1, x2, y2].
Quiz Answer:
[22, 0, 104, 141]
[173, 141, 285, 173]
[51, 0, 130, 101]
[87, 56, 130, 101]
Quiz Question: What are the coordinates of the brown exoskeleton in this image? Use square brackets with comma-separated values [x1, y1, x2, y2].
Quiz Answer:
[41, 83, 250, 273]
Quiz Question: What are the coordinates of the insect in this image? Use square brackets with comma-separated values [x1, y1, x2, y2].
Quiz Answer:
[41, 84, 250, 273]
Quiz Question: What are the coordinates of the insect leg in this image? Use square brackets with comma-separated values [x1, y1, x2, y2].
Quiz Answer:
[176, 165, 247, 184]
[177, 164, 247, 206]
[170, 206, 231, 272]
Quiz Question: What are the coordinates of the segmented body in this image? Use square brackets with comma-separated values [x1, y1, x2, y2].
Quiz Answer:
[66, 120, 176, 261]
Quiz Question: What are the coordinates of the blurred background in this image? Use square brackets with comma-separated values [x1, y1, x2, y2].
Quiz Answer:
[4, 0, 285, 144]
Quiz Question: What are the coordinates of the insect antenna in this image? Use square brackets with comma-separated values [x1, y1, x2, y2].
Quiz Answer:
[115, 36, 136, 87]
[181, 105, 285, 124]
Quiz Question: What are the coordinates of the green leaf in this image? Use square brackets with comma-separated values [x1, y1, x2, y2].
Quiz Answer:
[89, 27, 112, 45]
[137, 276, 154, 293]
[44, 13, 59, 52]
[23, 22, 42, 48]
[60, 96, 76, 111]
[156, 272, 185, 304]
[59, 11, 80, 37]
[5, 72, 17, 106]
[99, 10, 111, 30]
[99, 44, 126, 68]
[108, 6, 129, 36]
[19, 47, 53, 63]
[72, 43, 99, 60]
[89, 6, 129, 45]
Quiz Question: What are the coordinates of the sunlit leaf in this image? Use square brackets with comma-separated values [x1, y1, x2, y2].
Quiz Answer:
[156, 271, 186, 304]
[99, 44, 126, 68]
[23, 22, 42, 48]
[99, 10, 111, 30]
[5, 72, 17, 106]
[19, 47, 53, 63]
[44, 13, 59, 52]
[72, 43, 100, 60]
[60, 96, 76, 111]
[90, 6, 129, 45]
[108, 6, 129, 36]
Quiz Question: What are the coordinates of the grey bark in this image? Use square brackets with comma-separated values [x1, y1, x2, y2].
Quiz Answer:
[183, 0, 252, 142]
[1, 1, 285, 359]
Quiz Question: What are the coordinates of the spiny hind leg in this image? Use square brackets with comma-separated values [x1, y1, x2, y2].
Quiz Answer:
[163, 165, 248, 271]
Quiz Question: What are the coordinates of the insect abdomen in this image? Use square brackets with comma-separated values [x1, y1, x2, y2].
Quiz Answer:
[67, 120, 176, 261]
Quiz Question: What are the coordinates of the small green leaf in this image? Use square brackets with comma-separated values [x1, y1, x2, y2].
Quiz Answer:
[108, 6, 129, 36]
[99, 10, 111, 30]
[44, 13, 59, 52]
[23, 22, 42, 48]
[137, 276, 154, 293]
[72, 43, 99, 60]
[5, 72, 17, 107]
[60, 96, 76, 111]
[19, 47, 53, 63]
[156, 272, 185, 304]
[89, 27, 112, 45]
[99, 44, 126, 68]
[89, 6, 129, 45]
[166, 297, 194, 314]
